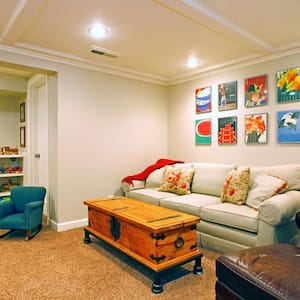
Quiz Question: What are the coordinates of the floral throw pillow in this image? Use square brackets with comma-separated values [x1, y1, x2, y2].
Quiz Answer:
[221, 167, 250, 205]
[159, 166, 195, 195]
[246, 173, 288, 209]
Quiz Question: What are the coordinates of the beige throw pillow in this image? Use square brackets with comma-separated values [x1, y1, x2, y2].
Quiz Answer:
[159, 165, 195, 195]
[221, 167, 250, 205]
[246, 173, 288, 209]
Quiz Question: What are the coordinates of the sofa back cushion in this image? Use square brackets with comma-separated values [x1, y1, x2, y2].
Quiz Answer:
[145, 167, 165, 188]
[250, 164, 300, 191]
[192, 163, 236, 196]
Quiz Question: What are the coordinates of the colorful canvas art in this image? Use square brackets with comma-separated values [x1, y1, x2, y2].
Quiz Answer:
[245, 75, 268, 107]
[195, 119, 211, 145]
[195, 86, 212, 113]
[245, 113, 268, 144]
[218, 116, 237, 144]
[277, 67, 300, 103]
[218, 81, 237, 111]
[277, 110, 300, 143]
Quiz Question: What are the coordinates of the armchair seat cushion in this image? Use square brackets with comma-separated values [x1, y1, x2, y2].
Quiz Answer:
[0, 213, 25, 229]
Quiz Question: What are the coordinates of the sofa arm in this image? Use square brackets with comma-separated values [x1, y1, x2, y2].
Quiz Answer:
[122, 180, 145, 193]
[258, 191, 300, 226]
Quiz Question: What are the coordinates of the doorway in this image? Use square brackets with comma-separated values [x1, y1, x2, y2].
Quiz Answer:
[27, 74, 49, 222]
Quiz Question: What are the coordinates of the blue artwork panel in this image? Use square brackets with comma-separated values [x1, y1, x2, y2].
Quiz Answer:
[277, 110, 300, 143]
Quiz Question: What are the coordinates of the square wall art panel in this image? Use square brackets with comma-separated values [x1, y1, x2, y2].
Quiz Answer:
[218, 81, 237, 111]
[277, 110, 300, 143]
[277, 67, 300, 103]
[195, 86, 212, 113]
[195, 119, 211, 145]
[245, 74, 268, 107]
[218, 116, 237, 145]
[245, 113, 268, 144]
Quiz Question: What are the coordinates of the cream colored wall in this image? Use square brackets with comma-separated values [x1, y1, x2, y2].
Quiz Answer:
[56, 65, 168, 224]
[168, 53, 300, 166]
[1, 50, 168, 228]
[0, 73, 27, 92]
[0, 98, 19, 146]
[0, 73, 27, 148]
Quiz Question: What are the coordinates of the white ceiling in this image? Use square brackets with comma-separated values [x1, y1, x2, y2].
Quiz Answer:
[1, 0, 300, 85]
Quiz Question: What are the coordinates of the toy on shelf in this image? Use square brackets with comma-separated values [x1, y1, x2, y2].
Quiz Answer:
[0, 165, 22, 174]
[0, 196, 11, 203]
[0, 179, 19, 192]
[1, 146, 19, 155]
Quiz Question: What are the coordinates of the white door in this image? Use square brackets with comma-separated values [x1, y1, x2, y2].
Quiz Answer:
[34, 84, 48, 188]
[27, 74, 49, 221]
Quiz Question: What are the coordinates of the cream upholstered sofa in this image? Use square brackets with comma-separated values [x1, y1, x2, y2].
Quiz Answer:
[122, 162, 300, 253]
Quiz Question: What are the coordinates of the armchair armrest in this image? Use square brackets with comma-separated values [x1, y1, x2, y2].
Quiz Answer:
[258, 191, 300, 226]
[0, 201, 14, 217]
[25, 201, 44, 210]
[24, 201, 44, 228]
[24, 201, 44, 218]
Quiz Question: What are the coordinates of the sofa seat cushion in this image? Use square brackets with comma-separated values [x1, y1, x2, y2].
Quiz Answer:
[126, 188, 177, 205]
[200, 203, 258, 233]
[160, 193, 220, 217]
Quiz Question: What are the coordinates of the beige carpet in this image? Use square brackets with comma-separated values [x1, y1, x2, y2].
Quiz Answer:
[0, 226, 220, 300]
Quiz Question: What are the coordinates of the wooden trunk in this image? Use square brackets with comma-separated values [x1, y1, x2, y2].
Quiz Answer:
[84, 197, 201, 272]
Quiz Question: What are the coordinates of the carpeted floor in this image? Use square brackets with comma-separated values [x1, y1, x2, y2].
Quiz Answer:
[0, 226, 220, 300]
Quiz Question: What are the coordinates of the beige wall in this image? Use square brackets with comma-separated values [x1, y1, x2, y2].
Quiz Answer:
[56, 65, 168, 226]
[0, 73, 27, 147]
[0, 98, 19, 146]
[1, 50, 168, 228]
[168, 53, 300, 166]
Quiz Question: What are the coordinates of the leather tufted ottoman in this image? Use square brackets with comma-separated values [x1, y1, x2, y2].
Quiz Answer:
[215, 244, 300, 300]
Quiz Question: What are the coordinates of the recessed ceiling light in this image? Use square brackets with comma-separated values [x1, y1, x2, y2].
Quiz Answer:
[88, 24, 109, 39]
[187, 56, 200, 68]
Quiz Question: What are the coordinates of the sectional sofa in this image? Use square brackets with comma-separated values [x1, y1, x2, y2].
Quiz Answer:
[122, 161, 300, 253]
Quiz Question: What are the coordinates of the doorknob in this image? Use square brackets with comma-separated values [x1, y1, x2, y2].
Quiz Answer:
[35, 153, 41, 158]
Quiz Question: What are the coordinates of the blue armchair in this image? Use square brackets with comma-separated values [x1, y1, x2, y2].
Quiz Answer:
[0, 186, 46, 240]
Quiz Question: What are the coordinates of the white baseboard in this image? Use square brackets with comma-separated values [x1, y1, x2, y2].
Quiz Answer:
[49, 218, 88, 232]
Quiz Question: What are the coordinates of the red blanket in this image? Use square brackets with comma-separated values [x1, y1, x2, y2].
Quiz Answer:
[122, 158, 184, 185]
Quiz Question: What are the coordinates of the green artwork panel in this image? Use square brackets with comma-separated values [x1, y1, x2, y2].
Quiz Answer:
[195, 119, 211, 145]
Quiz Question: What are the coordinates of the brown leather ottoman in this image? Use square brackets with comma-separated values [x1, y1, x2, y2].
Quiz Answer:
[216, 244, 300, 300]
